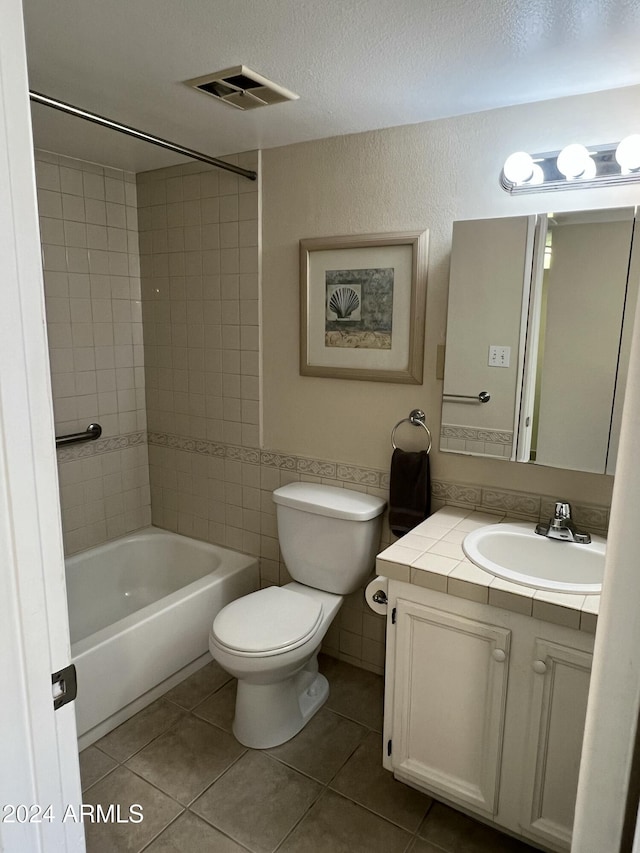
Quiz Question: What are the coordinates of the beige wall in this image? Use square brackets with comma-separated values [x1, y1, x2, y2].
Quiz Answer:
[37, 149, 151, 555]
[261, 85, 640, 508]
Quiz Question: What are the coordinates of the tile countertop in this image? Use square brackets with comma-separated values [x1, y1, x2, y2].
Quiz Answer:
[375, 506, 600, 635]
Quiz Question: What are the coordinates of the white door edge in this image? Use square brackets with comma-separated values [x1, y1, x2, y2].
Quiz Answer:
[0, 2, 84, 850]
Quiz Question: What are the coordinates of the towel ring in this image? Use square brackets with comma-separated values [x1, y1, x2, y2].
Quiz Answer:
[391, 409, 432, 453]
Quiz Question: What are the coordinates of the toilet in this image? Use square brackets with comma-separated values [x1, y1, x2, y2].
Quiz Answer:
[209, 482, 386, 748]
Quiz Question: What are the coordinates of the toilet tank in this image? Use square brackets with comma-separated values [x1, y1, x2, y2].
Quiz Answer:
[273, 483, 386, 595]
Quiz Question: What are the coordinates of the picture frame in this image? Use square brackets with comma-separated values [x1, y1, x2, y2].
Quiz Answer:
[299, 230, 429, 383]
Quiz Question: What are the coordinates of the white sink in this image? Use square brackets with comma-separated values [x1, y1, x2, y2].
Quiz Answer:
[462, 522, 605, 594]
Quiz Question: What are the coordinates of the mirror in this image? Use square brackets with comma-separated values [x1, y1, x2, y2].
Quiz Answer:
[441, 207, 639, 474]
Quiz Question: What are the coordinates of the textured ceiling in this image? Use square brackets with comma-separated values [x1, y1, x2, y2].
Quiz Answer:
[22, 0, 640, 172]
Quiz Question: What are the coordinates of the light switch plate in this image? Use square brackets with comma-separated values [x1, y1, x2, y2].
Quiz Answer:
[488, 345, 511, 368]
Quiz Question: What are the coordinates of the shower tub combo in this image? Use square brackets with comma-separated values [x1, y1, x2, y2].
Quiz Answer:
[65, 527, 259, 748]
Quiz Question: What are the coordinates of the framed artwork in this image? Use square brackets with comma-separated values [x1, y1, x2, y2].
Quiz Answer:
[299, 230, 428, 383]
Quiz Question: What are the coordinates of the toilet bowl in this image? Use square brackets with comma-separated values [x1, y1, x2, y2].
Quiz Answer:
[209, 482, 386, 748]
[210, 583, 342, 748]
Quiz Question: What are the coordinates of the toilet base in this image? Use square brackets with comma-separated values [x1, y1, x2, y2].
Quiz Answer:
[232, 661, 329, 748]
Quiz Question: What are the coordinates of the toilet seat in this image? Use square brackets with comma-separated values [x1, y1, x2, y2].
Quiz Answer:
[211, 586, 323, 657]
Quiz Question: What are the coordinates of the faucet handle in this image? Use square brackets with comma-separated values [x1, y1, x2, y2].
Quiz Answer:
[554, 501, 572, 520]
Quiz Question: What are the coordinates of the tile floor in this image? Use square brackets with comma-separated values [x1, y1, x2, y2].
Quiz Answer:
[79, 655, 542, 853]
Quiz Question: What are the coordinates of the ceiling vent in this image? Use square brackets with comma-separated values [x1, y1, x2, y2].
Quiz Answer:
[186, 65, 299, 111]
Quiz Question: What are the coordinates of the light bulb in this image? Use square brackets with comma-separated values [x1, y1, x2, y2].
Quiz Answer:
[529, 164, 544, 185]
[616, 135, 640, 172]
[580, 157, 597, 180]
[503, 151, 535, 184]
[556, 144, 592, 179]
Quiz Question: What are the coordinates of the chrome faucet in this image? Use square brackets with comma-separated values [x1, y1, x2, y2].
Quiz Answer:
[535, 501, 591, 544]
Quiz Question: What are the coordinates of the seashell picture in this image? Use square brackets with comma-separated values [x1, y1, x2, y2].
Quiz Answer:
[325, 267, 394, 349]
[300, 230, 428, 383]
[326, 285, 361, 321]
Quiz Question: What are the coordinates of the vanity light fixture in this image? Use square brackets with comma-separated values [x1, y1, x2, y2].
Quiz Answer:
[500, 136, 640, 194]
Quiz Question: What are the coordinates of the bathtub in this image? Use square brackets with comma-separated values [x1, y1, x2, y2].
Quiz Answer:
[66, 527, 259, 748]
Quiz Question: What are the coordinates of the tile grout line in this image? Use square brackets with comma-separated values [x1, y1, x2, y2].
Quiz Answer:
[268, 720, 430, 851]
[82, 683, 235, 795]
[183, 806, 256, 853]
[184, 744, 249, 809]
[84, 740, 253, 852]
[136, 808, 185, 853]
[81, 758, 187, 853]
[182, 712, 352, 850]
[271, 785, 331, 853]
[118, 722, 250, 811]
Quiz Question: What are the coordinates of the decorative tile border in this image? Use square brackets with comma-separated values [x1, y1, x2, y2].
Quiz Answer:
[148, 432, 384, 486]
[431, 480, 482, 506]
[441, 424, 514, 445]
[433, 481, 609, 534]
[296, 458, 337, 478]
[147, 431, 610, 532]
[148, 431, 226, 459]
[228, 446, 261, 465]
[336, 464, 381, 487]
[441, 423, 513, 458]
[481, 488, 541, 518]
[56, 431, 146, 462]
[259, 451, 297, 470]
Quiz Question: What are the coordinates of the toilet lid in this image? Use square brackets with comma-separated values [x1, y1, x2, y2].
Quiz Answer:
[212, 586, 323, 654]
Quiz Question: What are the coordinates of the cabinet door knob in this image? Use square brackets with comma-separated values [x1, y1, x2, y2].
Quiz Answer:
[532, 659, 547, 674]
[492, 649, 506, 663]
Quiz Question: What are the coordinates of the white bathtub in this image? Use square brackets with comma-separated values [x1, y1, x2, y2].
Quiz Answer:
[66, 527, 259, 748]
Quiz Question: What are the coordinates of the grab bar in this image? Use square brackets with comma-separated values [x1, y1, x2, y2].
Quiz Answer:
[55, 422, 102, 448]
[443, 391, 491, 404]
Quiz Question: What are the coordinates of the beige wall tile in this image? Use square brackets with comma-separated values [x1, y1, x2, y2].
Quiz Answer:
[38, 149, 150, 555]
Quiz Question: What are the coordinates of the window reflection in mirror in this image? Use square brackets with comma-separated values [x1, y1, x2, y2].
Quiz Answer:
[441, 207, 639, 475]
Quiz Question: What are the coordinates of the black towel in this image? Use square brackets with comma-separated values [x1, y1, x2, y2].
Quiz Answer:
[389, 448, 431, 538]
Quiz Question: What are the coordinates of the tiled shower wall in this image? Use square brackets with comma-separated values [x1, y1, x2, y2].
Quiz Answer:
[137, 154, 260, 449]
[36, 149, 151, 555]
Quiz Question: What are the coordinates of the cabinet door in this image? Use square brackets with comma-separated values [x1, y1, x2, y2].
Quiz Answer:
[520, 639, 592, 850]
[390, 598, 511, 815]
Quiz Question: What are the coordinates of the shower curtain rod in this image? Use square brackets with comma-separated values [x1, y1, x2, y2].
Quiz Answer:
[29, 90, 257, 181]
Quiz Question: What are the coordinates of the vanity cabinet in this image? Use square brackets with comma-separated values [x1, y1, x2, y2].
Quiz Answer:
[389, 598, 510, 815]
[382, 581, 593, 852]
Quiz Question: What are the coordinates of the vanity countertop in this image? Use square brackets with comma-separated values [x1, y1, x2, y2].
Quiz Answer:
[375, 506, 599, 634]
